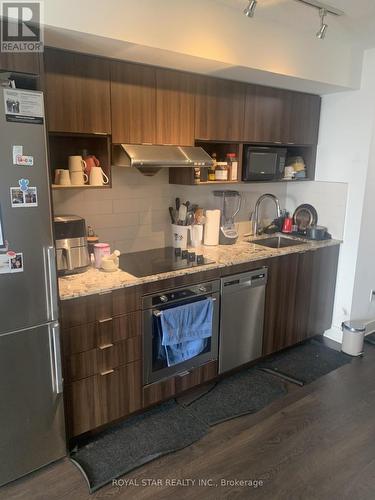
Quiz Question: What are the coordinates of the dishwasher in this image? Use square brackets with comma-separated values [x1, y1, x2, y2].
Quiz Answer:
[219, 268, 268, 374]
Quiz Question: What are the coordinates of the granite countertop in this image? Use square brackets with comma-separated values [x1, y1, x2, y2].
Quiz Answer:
[58, 234, 341, 301]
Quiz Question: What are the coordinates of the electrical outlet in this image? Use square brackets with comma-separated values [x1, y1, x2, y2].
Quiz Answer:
[370, 290, 375, 302]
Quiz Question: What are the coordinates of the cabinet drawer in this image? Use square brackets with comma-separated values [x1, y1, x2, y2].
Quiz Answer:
[65, 336, 142, 382]
[142, 361, 218, 408]
[61, 310, 141, 356]
[60, 287, 141, 328]
[65, 360, 142, 437]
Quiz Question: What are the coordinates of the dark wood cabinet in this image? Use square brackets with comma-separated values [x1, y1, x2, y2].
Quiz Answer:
[0, 52, 40, 75]
[244, 85, 321, 145]
[156, 68, 195, 146]
[263, 246, 339, 355]
[195, 76, 246, 141]
[110, 61, 156, 144]
[44, 48, 111, 134]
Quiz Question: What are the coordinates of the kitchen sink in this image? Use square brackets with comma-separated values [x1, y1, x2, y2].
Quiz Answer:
[252, 236, 306, 249]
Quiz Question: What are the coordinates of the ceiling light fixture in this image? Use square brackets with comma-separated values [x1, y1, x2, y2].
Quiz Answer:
[316, 8, 328, 39]
[243, 0, 257, 18]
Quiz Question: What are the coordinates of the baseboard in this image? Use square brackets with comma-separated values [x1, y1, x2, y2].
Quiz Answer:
[324, 326, 343, 344]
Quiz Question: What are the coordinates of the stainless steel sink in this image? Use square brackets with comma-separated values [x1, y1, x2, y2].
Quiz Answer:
[252, 236, 306, 249]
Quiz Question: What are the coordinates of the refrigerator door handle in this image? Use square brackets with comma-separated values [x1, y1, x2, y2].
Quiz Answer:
[49, 322, 63, 394]
[44, 246, 59, 322]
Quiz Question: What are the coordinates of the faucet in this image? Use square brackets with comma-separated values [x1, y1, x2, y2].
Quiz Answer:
[253, 194, 281, 236]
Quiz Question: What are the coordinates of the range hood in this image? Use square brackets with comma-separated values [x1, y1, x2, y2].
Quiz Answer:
[112, 144, 213, 176]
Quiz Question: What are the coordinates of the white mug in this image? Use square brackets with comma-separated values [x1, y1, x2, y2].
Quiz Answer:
[58, 170, 71, 186]
[54, 168, 64, 185]
[89, 166, 109, 186]
[70, 171, 88, 185]
[68, 155, 86, 173]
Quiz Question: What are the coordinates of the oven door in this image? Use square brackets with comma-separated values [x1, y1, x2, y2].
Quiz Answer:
[143, 292, 220, 385]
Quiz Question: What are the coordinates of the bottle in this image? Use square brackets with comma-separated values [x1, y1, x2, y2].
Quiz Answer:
[226, 153, 238, 181]
[282, 213, 293, 234]
[215, 162, 229, 181]
[208, 152, 217, 181]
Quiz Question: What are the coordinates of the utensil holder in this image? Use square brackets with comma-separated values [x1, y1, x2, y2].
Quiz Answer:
[171, 224, 190, 249]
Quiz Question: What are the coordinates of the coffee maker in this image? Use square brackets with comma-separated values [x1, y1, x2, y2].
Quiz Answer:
[54, 215, 90, 275]
[213, 190, 241, 245]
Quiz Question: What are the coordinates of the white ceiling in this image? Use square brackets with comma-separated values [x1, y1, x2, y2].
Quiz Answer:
[215, 0, 375, 48]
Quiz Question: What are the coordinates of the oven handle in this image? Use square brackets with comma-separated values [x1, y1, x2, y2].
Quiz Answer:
[153, 297, 216, 317]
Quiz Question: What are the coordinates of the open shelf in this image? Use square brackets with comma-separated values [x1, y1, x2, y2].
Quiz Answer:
[48, 132, 112, 188]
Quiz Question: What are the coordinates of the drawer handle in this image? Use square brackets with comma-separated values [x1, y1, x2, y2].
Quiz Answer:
[100, 369, 114, 376]
[98, 317, 113, 324]
[98, 343, 114, 350]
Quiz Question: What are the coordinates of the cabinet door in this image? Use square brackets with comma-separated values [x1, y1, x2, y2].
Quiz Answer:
[288, 92, 321, 145]
[156, 68, 195, 146]
[0, 52, 40, 74]
[110, 61, 156, 144]
[44, 48, 111, 134]
[263, 253, 299, 355]
[195, 76, 245, 141]
[245, 85, 286, 143]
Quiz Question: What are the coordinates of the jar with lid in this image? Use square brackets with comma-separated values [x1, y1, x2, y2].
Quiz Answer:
[215, 162, 229, 181]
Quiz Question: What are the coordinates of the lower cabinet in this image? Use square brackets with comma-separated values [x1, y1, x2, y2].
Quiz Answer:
[65, 360, 142, 437]
[143, 361, 218, 408]
[263, 246, 339, 355]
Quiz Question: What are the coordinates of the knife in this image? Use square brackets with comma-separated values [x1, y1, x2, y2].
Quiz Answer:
[169, 206, 176, 224]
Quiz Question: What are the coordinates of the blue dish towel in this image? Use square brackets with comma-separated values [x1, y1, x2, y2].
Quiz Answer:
[160, 298, 214, 367]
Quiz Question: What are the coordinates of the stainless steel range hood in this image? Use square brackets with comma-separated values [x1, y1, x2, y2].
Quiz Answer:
[112, 144, 213, 176]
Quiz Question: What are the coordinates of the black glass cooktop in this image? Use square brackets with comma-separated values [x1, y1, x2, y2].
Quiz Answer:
[119, 247, 214, 278]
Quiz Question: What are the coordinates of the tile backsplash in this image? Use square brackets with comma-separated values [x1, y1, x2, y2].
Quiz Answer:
[52, 167, 348, 253]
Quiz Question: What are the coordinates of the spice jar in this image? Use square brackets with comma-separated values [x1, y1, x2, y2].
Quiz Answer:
[215, 162, 229, 181]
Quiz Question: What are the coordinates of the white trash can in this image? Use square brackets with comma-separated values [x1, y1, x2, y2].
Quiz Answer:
[341, 320, 366, 356]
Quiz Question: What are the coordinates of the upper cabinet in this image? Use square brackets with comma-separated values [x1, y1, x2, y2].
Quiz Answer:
[110, 61, 156, 144]
[244, 85, 321, 145]
[0, 52, 40, 75]
[195, 76, 246, 142]
[44, 48, 111, 134]
[156, 68, 195, 146]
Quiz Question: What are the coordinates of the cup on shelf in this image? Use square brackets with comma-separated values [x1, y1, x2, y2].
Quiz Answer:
[58, 169, 71, 186]
[70, 170, 88, 185]
[54, 168, 65, 185]
[83, 155, 100, 175]
[89, 166, 109, 186]
[68, 155, 87, 173]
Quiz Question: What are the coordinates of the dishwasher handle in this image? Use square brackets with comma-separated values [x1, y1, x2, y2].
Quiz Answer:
[222, 268, 268, 292]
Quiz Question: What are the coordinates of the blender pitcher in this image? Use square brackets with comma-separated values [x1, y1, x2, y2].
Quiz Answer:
[213, 190, 241, 245]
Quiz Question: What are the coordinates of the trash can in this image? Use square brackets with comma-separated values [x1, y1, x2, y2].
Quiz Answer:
[341, 320, 366, 356]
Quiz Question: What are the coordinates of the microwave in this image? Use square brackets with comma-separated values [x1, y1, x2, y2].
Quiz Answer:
[242, 146, 287, 182]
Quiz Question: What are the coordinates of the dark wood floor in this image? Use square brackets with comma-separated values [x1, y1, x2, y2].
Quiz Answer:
[2, 341, 375, 500]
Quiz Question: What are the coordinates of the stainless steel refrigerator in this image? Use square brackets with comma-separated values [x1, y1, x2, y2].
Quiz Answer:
[0, 88, 66, 486]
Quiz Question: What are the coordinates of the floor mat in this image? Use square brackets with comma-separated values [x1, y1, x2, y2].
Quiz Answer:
[70, 400, 209, 493]
[258, 339, 352, 385]
[178, 368, 287, 426]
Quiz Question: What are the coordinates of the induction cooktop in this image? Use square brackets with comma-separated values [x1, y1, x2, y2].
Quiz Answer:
[119, 247, 214, 278]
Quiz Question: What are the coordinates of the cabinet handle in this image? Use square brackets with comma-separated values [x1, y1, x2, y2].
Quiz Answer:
[100, 369, 114, 376]
[98, 317, 113, 324]
[98, 343, 114, 350]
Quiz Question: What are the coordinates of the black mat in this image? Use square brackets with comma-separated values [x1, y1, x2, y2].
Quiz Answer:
[365, 332, 375, 345]
[178, 368, 287, 426]
[258, 339, 352, 385]
[70, 400, 209, 493]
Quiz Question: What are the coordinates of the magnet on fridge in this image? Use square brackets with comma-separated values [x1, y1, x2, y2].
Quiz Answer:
[10, 181, 38, 208]
[12, 145, 23, 163]
[18, 178, 29, 192]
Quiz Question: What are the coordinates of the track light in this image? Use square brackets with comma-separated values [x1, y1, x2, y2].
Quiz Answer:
[316, 8, 328, 39]
[244, 0, 257, 18]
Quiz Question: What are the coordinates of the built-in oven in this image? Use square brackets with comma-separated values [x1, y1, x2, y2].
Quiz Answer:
[142, 280, 220, 385]
[242, 145, 287, 181]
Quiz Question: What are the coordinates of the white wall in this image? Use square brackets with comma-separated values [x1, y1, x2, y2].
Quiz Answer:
[313, 48, 375, 341]
[43, 0, 364, 93]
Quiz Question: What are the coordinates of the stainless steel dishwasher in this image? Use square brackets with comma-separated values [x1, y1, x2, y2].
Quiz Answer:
[219, 268, 268, 374]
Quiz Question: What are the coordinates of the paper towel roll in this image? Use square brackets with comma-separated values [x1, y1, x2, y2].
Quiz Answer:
[204, 209, 221, 246]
